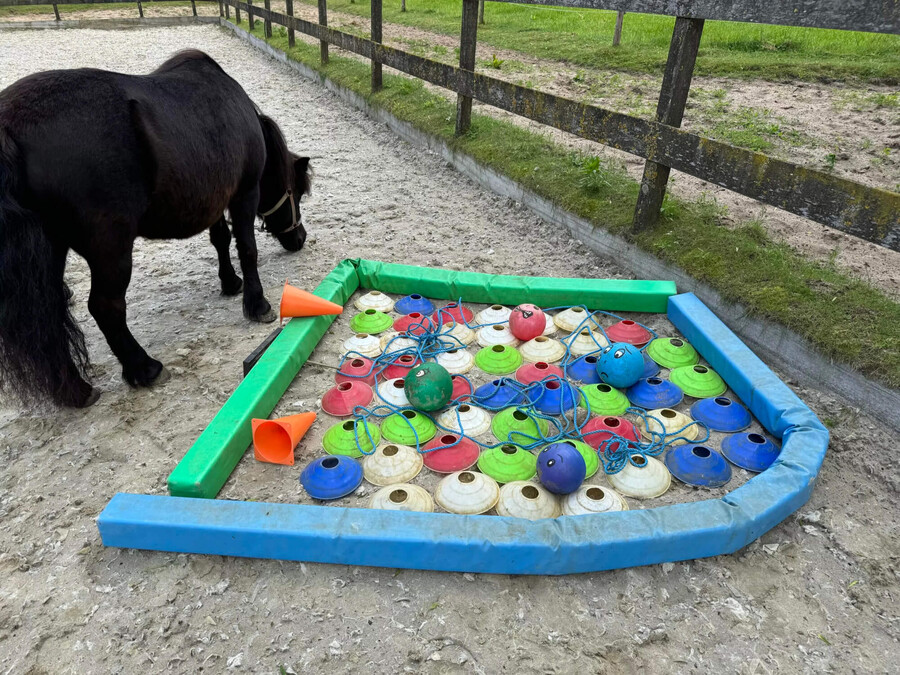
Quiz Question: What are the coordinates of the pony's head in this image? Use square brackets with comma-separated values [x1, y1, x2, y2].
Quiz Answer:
[257, 115, 312, 252]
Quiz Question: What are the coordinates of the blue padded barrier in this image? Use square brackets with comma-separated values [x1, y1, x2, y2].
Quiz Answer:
[97, 293, 829, 574]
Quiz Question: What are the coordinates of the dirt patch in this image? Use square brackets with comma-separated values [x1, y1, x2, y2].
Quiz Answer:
[0, 25, 898, 674]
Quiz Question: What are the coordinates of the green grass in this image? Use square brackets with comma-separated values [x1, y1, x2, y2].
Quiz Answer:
[0, 1, 200, 18]
[297, 0, 900, 84]
[246, 22, 900, 387]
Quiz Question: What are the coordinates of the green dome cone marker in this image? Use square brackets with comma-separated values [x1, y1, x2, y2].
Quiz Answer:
[404, 362, 453, 412]
[578, 382, 630, 416]
[349, 309, 394, 335]
[475, 344, 523, 375]
[491, 407, 550, 446]
[477, 444, 538, 483]
[646, 337, 700, 369]
[669, 365, 727, 399]
[323, 419, 381, 458]
[381, 410, 437, 445]
[556, 439, 600, 478]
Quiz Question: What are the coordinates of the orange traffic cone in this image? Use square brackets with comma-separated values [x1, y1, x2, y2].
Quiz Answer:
[280, 281, 343, 324]
[251, 412, 317, 465]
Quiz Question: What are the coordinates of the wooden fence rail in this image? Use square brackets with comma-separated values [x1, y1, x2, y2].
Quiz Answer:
[228, 0, 900, 251]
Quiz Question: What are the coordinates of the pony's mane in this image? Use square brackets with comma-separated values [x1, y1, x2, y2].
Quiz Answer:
[153, 49, 224, 75]
[258, 114, 295, 190]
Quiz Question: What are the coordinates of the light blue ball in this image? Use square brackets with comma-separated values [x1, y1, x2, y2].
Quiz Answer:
[596, 342, 645, 389]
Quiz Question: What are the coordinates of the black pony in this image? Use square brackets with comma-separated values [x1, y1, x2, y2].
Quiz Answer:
[0, 50, 311, 408]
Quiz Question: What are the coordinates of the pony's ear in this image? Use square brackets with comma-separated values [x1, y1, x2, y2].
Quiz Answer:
[293, 156, 312, 196]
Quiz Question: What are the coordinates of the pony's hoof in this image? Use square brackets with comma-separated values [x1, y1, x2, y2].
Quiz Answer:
[124, 361, 169, 388]
[152, 366, 171, 386]
[79, 388, 102, 408]
[254, 308, 277, 324]
[220, 275, 243, 296]
[245, 299, 276, 323]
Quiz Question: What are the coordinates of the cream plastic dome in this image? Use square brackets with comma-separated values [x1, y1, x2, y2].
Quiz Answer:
[434, 471, 500, 515]
[354, 290, 395, 313]
[519, 336, 566, 363]
[561, 484, 629, 515]
[369, 484, 434, 512]
[377, 378, 411, 406]
[437, 404, 492, 437]
[475, 304, 512, 325]
[363, 443, 424, 486]
[343, 333, 383, 359]
[639, 408, 703, 446]
[608, 455, 671, 499]
[476, 323, 520, 348]
[496, 481, 561, 520]
[436, 349, 475, 375]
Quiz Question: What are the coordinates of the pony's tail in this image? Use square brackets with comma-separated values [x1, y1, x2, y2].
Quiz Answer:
[0, 131, 91, 407]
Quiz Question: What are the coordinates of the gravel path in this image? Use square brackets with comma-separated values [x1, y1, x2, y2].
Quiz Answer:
[0, 26, 898, 674]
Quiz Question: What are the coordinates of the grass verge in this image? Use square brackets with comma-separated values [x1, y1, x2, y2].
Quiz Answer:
[250, 22, 900, 386]
[0, 1, 204, 18]
[295, 0, 900, 84]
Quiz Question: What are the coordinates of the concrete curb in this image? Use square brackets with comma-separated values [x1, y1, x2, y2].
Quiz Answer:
[0, 16, 218, 30]
[221, 18, 900, 432]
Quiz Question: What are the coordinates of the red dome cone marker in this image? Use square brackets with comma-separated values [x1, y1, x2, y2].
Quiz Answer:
[251, 412, 317, 465]
[279, 281, 343, 325]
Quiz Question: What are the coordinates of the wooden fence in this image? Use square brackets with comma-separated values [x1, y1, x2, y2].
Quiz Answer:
[3, 0, 899, 251]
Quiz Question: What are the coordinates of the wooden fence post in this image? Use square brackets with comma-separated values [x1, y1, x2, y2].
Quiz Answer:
[248, 0, 255, 30]
[613, 11, 624, 46]
[191, 0, 197, 17]
[218, 0, 223, 18]
[52, 3, 60, 20]
[456, 0, 479, 135]
[137, 1, 143, 18]
[371, 0, 383, 91]
[632, 17, 704, 231]
[478, 0, 485, 25]
[318, 0, 329, 64]
[264, 0, 272, 37]
[286, 0, 295, 47]
[225, 0, 230, 20]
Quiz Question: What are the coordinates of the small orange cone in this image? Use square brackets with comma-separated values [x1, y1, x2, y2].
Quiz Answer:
[251, 412, 317, 465]
[280, 281, 343, 324]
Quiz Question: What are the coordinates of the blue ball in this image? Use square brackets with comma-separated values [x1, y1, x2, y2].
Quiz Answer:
[537, 442, 586, 495]
[596, 342, 645, 389]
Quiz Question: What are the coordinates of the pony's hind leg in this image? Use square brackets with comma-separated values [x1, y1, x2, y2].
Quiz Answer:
[86, 246, 169, 388]
[210, 217, 243, 296]
[229, 189, 276, 323]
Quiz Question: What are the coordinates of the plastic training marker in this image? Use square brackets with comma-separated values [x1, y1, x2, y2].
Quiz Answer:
[476, 324, 520, 348]
[491, 407, 550, 445]
[394, 294, 435, 316]
[639, 408, 703, 445]
[446, 322, 476, 346]
[362, 443, 424, 486]
[581, 415, 639, 450]
[669, 365, 727, 399]
[300, 456, 363, 500]
[608, 455, 671, 499]
[342, 333, 382, 358]
[720, 432, 780, 473]
[279, 281, 343, 324]
[646, 337, 700, 369]
[369, 484, 434, 513]
[354, 290, 394, 313]
[381, 410, 436, 446]
[474, 378, 526, 407]
[537, 442, 586, 495]
[567, 354, 602, 384]
[690, 396, 752, 432]
[554, 306, 589, 333]
[349, 309, 393, 334]
[641, 351, 661, 379]
[381, 354, 422, 381]
[496, 481, 561, 520]
[578, 383, 630, 417]
[335, 357, 377, 387]
[626, 377, 684, 409]
[434, 471, 500, 515]
[422, 434, 480, 473]
[377, 378, 411, 407]
[477, 445, 538, 483]
[515, 361, 564, 385]
[561, 484, 629, 515]
[436, 303, 474, 325]
[565, 329, 609, 356]
[323, 419, 381, 458]
[606, 320, 652, 346]
[393, 312, 434, 336]
[474, 304, 511, 325]
[436, 349, 475, 375]
[450, 375, 474, 402]
[532, 379, 578, 415]
[404, 362, 453, 412]
[665, 445, 732, 488]
[475, 345, 523, 375]
[438, 403, 492, 436]
[519, 336, 566, 364]
[251, 412, 317, 465]
[380, 331, 417, 352]
[321, 381, 374, 417]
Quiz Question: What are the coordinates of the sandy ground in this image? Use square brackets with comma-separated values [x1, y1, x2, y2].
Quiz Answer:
[0, 26, 898, 674]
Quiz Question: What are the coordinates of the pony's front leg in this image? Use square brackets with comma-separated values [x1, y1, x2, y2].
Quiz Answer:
[229, 190, 276, 323]
[87, 248, 169, 388]
[210, 217, 243, 296]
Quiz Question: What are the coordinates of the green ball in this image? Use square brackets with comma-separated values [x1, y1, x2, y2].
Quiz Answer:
[404, 362, 453, 412]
